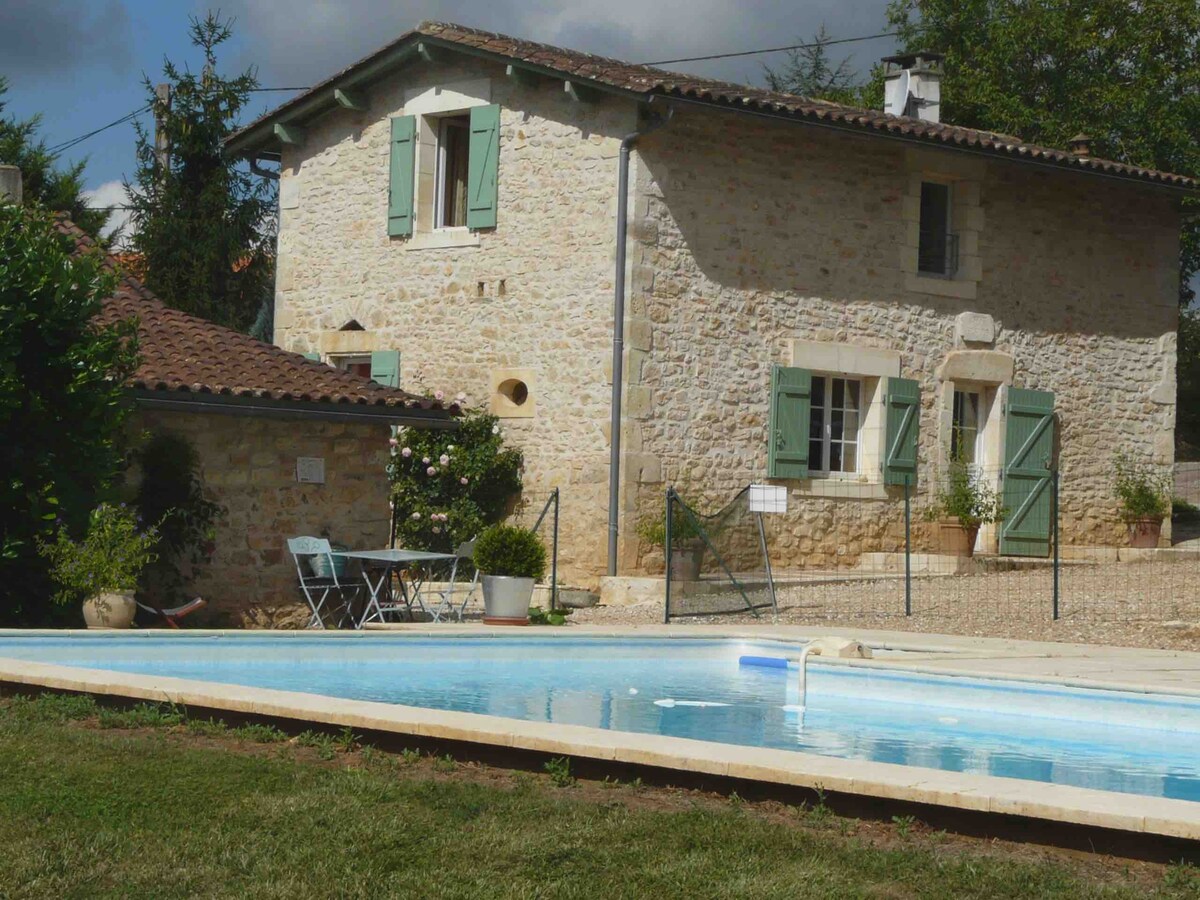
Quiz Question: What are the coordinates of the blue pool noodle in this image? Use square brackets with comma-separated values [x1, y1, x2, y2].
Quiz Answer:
[739, 655, 791, 669]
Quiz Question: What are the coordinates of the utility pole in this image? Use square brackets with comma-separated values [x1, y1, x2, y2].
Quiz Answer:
[154, 83, 171, 174]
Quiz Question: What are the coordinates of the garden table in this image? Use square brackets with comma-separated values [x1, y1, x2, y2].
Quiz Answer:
[334, 549, 457, 629]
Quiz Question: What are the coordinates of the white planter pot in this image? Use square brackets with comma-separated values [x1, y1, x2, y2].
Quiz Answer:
[481, 575, 534, 625]
[82, 591, 137, 629]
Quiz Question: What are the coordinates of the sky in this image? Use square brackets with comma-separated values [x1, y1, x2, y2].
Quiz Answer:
[0, 0, 898, 238]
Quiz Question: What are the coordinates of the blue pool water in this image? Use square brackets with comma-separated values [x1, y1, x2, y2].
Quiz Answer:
[4, 634, 1200, 803]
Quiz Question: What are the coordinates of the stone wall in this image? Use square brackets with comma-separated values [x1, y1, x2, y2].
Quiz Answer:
[626, 106, 1180, 566]
[131, 408, 392, 626]
[273, 59, 636, 586]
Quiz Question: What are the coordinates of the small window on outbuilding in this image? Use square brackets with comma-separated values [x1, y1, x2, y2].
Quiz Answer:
[918, 181, 956, 276]
[332, 354, 372, 380]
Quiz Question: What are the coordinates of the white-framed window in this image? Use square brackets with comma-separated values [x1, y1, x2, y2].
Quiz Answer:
[434, 114, 470, 229]
[918, 180, 956, 276]
[330, 354, 372, 380]
[951, 388, 981, 465]
[808, 375, 862, 474]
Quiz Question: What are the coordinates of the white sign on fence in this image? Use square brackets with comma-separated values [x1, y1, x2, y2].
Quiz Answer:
[749, 484, 787, 514]
[296, 457, 326, 484]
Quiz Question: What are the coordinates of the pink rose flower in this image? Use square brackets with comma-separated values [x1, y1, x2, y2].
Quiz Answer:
[422, 457, 430, 465]
[432, 526, 441, 534]
[427, 466, 437, 476]
[434, 390, 445, 401]
[455, 393, 466, 403]
[411, 512, 420, 520]
[460, 477, 469, 485]
[430, 513, 438, 520]
[388, 437, 398, 447]
[401, 447, 412, 458]
[439, 454, 449, 466]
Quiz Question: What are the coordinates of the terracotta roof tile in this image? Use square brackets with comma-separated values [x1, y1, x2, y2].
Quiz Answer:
[227, 21, 1195, 192]
[56, 220, 454, 415]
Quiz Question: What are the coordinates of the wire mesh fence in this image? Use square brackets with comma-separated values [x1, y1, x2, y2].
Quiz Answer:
[665, 467, 1200, 635]
[509, 488, 561, 609]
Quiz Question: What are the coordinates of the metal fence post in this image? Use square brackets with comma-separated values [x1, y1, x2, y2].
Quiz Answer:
[1052, 470, 1060, 621]
[904, 475, 912, 617]
[550, 487, 560, 611]
[663, 487, 674, 624]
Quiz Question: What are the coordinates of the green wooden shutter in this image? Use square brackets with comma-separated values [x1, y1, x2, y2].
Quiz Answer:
[883, 377, 921, 486]
[388, 116, 416, 236]
[301, 352, 321, 362]
[370, 350, 401, 387]
[467, 104, 500, 230]
[767, 366, 811, 479]
[1000, 387, 1056, 557]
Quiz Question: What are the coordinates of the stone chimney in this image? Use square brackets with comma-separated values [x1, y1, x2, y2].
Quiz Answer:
[0, 165, 22, 205]
[882, 52, 944, 123]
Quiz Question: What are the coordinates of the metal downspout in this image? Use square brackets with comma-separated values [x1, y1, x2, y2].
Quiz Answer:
[607, 103, 673, 577]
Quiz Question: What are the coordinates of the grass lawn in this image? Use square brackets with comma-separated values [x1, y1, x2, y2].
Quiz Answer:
[1, 693, 1198, 899]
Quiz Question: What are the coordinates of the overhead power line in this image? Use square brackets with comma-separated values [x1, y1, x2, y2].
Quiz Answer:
[641, 29, 904, 66]
[46, 105, 151, 155]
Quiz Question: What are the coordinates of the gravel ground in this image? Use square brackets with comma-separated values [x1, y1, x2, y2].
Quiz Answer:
[568, 559, 1200, 651]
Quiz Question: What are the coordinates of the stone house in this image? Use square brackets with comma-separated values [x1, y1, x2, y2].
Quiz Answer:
[61, 221, 454, 625]
[226, 22, 1192, 589]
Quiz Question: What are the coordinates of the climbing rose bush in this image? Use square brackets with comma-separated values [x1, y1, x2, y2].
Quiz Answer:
[387, 410, 523, 552]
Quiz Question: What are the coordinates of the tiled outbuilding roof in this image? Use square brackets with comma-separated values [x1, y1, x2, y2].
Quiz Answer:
[227, 20, 1195, 193]
[57, 220, 454, 418]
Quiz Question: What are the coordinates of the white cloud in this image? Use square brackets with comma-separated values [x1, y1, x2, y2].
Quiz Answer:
[83, 180, 134, 247]
[218, 0, 895, 92]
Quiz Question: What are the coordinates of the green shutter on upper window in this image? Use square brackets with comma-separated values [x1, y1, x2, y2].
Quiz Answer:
[388, 116, 416, 237]
[768, 365, 811, 479]
[467, 104, 500, 230]
[301, 352, 321, 362]
[883, 377, 920, 486]
[370, 350, 401, 387]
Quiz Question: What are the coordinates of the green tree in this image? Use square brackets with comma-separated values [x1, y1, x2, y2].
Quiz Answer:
[1179, 309, 1200, 459]
[0, 203, 139, 623]
[125, 13, 275, 333]
[0, 77, 111, 239]
[763, 25, 884, 107]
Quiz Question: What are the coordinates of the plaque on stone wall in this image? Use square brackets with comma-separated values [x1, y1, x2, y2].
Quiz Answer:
[296, 457, 326, 484]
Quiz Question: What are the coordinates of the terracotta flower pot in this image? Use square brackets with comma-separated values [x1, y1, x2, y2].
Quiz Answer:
[669, 540, 705, 582]
[1127, 517, 1162, 549]
[82, 591, 137, 629]
[937, 521, 980, 557]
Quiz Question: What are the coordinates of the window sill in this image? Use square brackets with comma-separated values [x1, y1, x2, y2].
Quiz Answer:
[774, 478, 891, 501]
[905, 273, 977, 300]
[406, 229, 481, 251]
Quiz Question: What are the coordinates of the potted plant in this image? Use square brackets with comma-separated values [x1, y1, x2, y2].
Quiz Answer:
[925, 461, 1005, 557]
[1113, 452, 1172, 548]
[473, 524, 547, 625]
[636, 507, 705, 582]
[38, 504, 162, 629]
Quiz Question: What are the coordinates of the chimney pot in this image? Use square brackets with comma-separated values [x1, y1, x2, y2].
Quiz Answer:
[1069, 134, 1092, 157]
[0, 165, 22, 205]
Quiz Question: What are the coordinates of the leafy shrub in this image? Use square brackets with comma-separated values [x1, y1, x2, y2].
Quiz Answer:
[528, 606, 568, 626]
[636, 502, 703, 549]
[388, 410, 523, 553]
[1113, 452, 1172, 521]
[473, 524, 546, 580]
[543, 756, 575, 787]
[38, 504, 161, 603]
[0, 204, 140, 623]
[1172, 497, 1200, 524]
[925, 460, 1005, 529]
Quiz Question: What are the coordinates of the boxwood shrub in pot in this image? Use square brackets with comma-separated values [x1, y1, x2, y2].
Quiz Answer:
[1113, 452, 1172, 548]
[473, 524, 546, 624]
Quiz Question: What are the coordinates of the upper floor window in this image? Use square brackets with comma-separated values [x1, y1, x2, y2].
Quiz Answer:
[918, 181, 957, 276]
[331, 354, 372, 380]
[436, 115, 470, 229]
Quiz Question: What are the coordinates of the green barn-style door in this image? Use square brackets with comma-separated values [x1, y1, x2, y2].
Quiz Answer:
[999, 387, 1056, 557]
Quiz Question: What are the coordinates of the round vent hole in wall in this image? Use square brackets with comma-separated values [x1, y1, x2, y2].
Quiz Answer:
[497, 378, 529, 408]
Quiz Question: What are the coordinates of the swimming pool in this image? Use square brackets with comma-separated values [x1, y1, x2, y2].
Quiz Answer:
[3, 633, 1199, 804]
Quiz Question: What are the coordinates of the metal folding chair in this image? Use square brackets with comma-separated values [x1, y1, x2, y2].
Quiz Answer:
[287, 536, 361, 629]
[418, 540, 482, 622]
